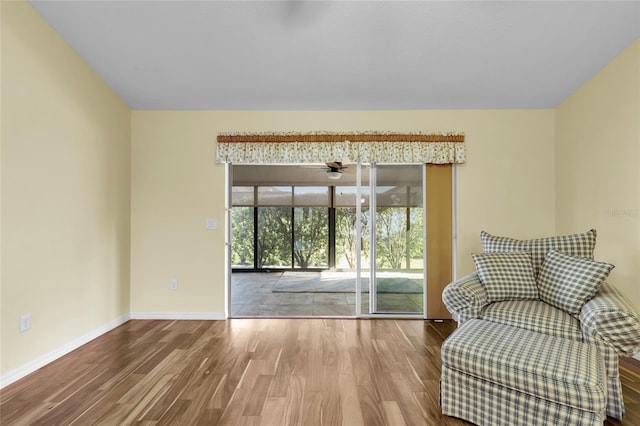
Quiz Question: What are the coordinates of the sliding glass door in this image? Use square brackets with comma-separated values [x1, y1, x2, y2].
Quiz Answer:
[370, 164, 425, 314]
[229, 163, 452, 318]
[333, 163, 425, 315]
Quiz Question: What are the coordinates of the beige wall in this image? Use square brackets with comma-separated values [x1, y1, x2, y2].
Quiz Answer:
[131, 110, 556, 314]
[1, 3, 131, 375]
[556, 39, 640, 309]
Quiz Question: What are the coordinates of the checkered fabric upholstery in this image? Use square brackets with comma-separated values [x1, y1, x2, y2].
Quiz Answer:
[472, 251, 538, 302]
[480, 300, 583, 342]
[587, 339, 625, 419]
[581, 282, 640, 356]
[480, 229, 597, 278]
[480, 299, 626, 418]
[441, 319, 607, 426]
[440, 368, 605, 426]
[537, 249, 614, 315]
[441, 272, 489, 325]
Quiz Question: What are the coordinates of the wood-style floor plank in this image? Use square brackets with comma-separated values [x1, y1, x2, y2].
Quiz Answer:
[0, 319, 638, 425]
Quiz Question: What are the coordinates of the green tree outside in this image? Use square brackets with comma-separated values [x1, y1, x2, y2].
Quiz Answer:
[231, 195, 423, 271]
[293, 207, 328, 268]
[375, 207, 423, 270]
[257, 207, 292, 268]
[231, 207, 254, 268]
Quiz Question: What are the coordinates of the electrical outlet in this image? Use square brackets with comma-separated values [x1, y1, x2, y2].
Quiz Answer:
[170, 279, 178, 291]
[20, 313, 31, 333]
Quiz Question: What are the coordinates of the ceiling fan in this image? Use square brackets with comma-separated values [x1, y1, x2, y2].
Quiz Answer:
[323, 162, 353, 179]
[300, 161, 355, 179]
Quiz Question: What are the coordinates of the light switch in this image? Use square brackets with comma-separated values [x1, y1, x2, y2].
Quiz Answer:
[206, 218, 217, 230]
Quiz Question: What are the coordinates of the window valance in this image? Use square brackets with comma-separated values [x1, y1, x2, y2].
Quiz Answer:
[216, 132, 465, 164]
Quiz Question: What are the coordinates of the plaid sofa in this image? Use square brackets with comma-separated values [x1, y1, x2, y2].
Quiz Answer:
[441, 319, 608, 426]
[443, 272, 640, 420]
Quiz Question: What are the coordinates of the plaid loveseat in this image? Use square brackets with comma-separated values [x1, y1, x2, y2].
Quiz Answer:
[442, 230, 640, 420]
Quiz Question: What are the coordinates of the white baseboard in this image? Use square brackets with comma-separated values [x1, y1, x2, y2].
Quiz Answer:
[0, 313, 130, 389]
[130, 311, 226, 320]
[634, 353, 640, 362]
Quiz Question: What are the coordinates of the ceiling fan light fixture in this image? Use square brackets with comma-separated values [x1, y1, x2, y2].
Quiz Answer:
[326, 170, 342, 180]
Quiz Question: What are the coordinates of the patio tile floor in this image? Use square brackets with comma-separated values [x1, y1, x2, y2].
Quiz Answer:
[231, 272, 424, 317]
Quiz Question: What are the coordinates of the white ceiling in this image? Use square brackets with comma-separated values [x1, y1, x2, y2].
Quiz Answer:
[29, 1, 640, 110]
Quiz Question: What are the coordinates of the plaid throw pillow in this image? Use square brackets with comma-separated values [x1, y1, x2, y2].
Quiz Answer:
[537, 249, 614, 315]
[471, 251, 538, 302]
[480, 229, 597, 278]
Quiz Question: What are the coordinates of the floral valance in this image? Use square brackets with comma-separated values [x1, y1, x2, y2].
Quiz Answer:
[216, 132, 465, 164]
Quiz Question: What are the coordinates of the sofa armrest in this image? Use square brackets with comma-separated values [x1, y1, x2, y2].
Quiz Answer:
[442, 272, 489, 325]
[580, 282, 640, 356]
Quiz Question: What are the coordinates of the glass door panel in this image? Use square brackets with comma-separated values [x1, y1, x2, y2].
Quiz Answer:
[372, 164, 424, 314]
[334, 166, 371, 314]
[231, 207, 254, 269]
[257, 186, 292, 205]
[292, 187, 330, 268]
[256, 207, 292, 268]
[293, 186, 329, 206]
[293, 207, 329, 268]
[335, 207, 368, 270]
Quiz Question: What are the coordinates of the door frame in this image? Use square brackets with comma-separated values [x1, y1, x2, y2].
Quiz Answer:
[225, 162, 455, 319]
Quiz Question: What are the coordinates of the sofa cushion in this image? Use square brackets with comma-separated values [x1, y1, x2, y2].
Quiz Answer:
[537, 249, 614, 315]
[480, 229, 597, 278]
[472, 251, 538, 302]
[480, 300, 584, 342]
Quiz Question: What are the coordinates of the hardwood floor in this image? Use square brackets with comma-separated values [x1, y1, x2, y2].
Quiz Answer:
[1, 319, 639, 425]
